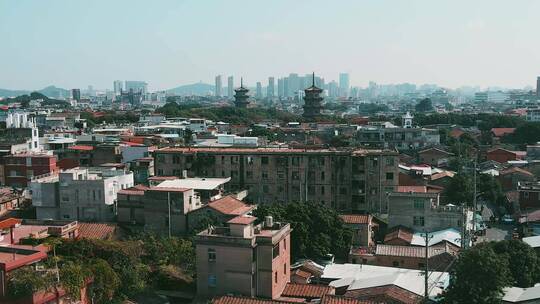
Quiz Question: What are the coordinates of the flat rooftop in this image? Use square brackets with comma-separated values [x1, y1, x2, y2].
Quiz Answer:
[157, 177, 231, 190]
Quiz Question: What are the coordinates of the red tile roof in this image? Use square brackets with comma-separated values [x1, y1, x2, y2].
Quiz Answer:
[375, 244, 456, 258]
[281, 283, 335, 299]
[118, 184, 149, 196]
[345, 285, 422, 304]
[321, 295, 374, 304]
[78, 223, 117, 240]
[491, 128, 516, 137]
[212, 296, 296, 304]
[340, 214, 371, 225]
[0, 218, 22, 230]
[291, 269, 312, 280]
[384, 226, 414, 244]
[227, 215, 257, 225]
[69, 145, 94, 151]
[207, 196, 254, 216]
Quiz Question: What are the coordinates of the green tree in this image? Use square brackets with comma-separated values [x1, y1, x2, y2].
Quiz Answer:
[415, 98, 434, 112]
[89, 258, 121, 303]
[441, 244, 511, 304]
[490, 240, 540, 288]
[253, 202, 353, 260]
[6, 266, 55, 299]
[443, 173, 473, 205]
[60, 261, 89, 300]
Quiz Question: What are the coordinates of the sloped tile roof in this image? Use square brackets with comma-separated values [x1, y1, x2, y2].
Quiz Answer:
[340, 214, 371, 225]
[207, 196, 254, 216]
[281, 283, 335, 299]
[78, 222, 117, 240]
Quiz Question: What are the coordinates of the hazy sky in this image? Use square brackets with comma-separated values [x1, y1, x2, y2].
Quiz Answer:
[1, 0, 540, 91]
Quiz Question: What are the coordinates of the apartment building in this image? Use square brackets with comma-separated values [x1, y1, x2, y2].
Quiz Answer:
[153, 147, 399, 213]
[195, 216, 291, 299]
[3, 153, 58, 188]
[30, 167, 133, 221]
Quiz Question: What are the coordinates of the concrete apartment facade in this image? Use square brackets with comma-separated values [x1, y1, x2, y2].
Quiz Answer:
[30, 167, 133, 221]
[153, 147, 399, 213]
[117, 184, 202, 235]
[195, 216, 291, 300]
[387, 191, 473, 233]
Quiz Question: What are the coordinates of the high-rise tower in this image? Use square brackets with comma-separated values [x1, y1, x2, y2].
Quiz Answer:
[303, 73, 323, 119]
[234, 78, 250, 108]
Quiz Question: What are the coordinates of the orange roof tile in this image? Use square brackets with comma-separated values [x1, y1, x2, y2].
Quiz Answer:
[345, 285, 422, 304]
[78, 223, 117, 240]
[69, 145, 94, 151]
[491, 128, 516, 137]
[321, 296, 374, 304]
[281, 283, 335, 299]
[212, 296, 296, 304]
[340, 214, 371, 225]
[207, 196, 254, 216]
[227, 215, 257, 225]
[0, 218, 21, 229]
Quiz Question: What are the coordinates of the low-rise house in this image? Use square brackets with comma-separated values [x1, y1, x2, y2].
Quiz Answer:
[187, 195, 255, 232]
[117, 184, 202, 235]
[0, 188, 23, 217]
[388, 188, 473, 233]
[418, 148, 453, 167]
[487, 148, 526, 164]
[339, 214, 376, 247]
[499, 167, 535, 192]
[321, 264, 449, 303]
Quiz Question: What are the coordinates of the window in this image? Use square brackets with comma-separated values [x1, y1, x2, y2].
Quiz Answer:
[261, 156, 269, 165]
[292, 171, 300, 180]
[208, 248, 216, 262]
[262, 171, 268, 179]
[386, 157, 394, 166]
[413, 216, 425, 227]
[284, 263, 287, 274]
[413, 199, 424, 209]
[274, 272, 278, 283]
[386, 172, 394, 180]
[277, 171, 285, 179]
[208, 275, 217, 287]
[524, 192, 530, 198]
[418, 263, 425, 269]
[172, 155, 181, 164]
[272, 243, 280, 259]
[340, 187, 347, 195]
[157, 169, 163, 175]
[392, 261, 399, 267]
[320, 186, 325, 195]
[321, 171, 325, 181]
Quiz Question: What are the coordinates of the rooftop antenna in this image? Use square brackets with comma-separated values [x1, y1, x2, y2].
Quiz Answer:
[312, 72, 315, 87]
[241, 77, 244, 88]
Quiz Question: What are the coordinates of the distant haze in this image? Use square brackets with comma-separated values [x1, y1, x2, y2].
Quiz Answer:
[1, 0, 540, 91]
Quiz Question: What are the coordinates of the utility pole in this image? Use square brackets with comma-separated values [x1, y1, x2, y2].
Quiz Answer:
[424, 230, 433, 301]
[168, 191, 171, 238]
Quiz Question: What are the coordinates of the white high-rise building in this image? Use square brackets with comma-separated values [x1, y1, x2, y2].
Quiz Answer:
[267, 77, 275, 98]
[113, 80, 123, 95]
[215, 75, 223, 97]
[227, 76, 234, 98]
[256, 82, 263, 98]
[339, 73, 350, 97]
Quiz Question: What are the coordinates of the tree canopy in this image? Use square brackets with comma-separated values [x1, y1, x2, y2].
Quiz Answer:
[253, 202, 353, 261]
[415, 98, 434, 112]
[441, 240, 540, 304]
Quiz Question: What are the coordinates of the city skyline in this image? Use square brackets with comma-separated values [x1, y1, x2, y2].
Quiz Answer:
[2, 0, 540, 91]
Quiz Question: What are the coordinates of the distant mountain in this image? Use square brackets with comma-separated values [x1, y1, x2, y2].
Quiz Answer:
[167, 82, 215, 96]
[0, 85, 70, 99]
[0, 88, 30, 98]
